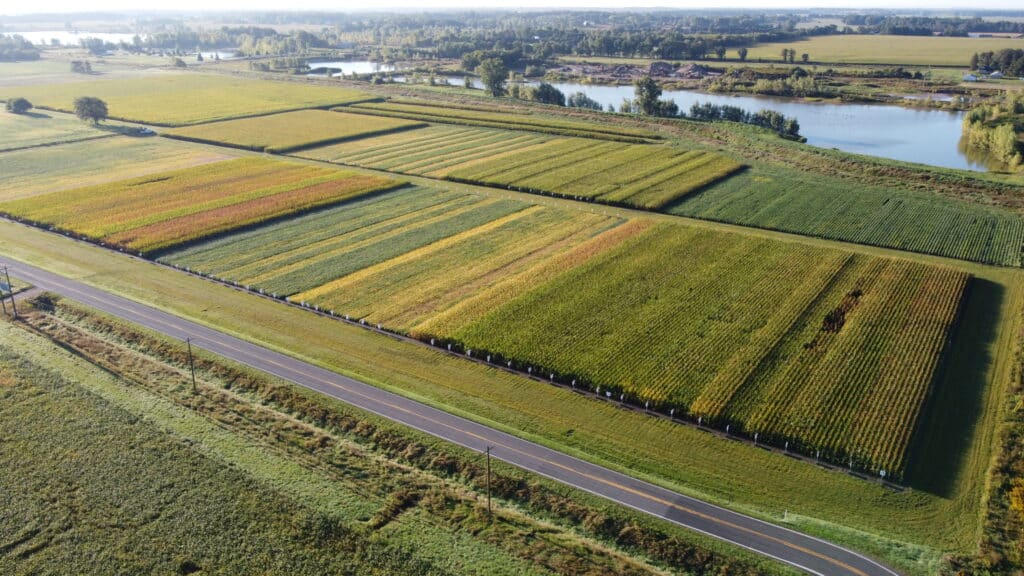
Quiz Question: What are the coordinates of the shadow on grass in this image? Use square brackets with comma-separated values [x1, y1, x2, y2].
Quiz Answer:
[904, 277, 1003, 497]
[96, 124, 153, 136]
[22, 111, 52, 119]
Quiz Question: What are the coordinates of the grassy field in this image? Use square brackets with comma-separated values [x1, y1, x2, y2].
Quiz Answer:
[2, 217, 1019, 574]
[673, 163, 1024, 267]
[0, 109, 110, 151]
[0, 136, 234, 201]
[0, 72, 375, 126]
[165, 109, 428, 153]
[1, 304, 779, 576]
[744, 35, 1024, 67]
[0, 157, 401, 253]
[341, 99, 658, 141]
[161, 183, 966, 478]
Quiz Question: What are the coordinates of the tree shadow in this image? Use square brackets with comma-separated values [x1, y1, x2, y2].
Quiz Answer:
[96, 124, 155, 136]
[904, 277, 1004, 497]
[22, 111, 52, 119]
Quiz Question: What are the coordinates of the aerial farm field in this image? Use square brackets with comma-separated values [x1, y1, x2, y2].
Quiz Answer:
[341, 100, 659, 141]
[165, 109, 427, 152]
[0, 136, 233, 200]
[0, 73, 375, 125]
[0, 157, 401, 253]
[299, 119, 742, 210]
[0, 108, 112, 151]
[673, 164, 1024, 267]
[163, 184, 967, 478]
[743, 34, 1024, 66]
[1, 45, 1023, 576]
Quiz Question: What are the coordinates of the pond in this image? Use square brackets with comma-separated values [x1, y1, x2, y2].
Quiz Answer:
[306, 60, 396, 77]
[540, 82, 985, 172]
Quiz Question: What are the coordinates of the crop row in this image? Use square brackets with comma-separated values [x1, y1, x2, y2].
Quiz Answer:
[157, 185, 969, 477]
[0, 157, 401, 254]
[164, 110, 427, 153]
[672, 170, 1024, 267]
[447, 140, 744, 210]
[339, 101, 657, 142]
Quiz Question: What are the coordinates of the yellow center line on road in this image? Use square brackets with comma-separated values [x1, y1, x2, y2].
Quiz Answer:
[34, 272, 872, 576]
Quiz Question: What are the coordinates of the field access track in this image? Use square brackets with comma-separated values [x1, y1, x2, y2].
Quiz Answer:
[0, 258, 899, 576]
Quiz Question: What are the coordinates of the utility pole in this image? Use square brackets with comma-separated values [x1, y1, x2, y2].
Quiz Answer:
[2, 266, 16, 319]
[186, 337, 197, 394]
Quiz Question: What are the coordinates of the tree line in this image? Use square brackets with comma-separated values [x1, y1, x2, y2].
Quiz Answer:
[842, 14, 1024, 36]
[971, 49, 1024, 76]
[0, 35, 39, 62]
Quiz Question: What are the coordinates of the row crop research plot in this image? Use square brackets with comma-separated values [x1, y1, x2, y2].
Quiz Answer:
[0, 157, 403, 254]
[154, 183, 971, 479]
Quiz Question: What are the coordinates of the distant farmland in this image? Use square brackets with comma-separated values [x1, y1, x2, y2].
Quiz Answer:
[0, 74, 374, 126]
[0, 157, 401, 253]
[161, 185, 968, 479]
[743, 34, 1024, 66]
[165, 110, 427, 153]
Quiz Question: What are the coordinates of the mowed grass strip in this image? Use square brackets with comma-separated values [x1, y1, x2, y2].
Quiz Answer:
[0, 157, 402, 253]
[340, 100, 658, 142]
[165, 110, 427, 153]
[0, 73, 375, 126]
[0, 136, 234, 201]
[0, 110, 109, 152]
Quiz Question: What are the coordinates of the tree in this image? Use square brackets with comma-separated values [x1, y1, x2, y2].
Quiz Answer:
[781, 48, 789, 62]
[5, 97, 32, 114]
[714, 45, 726, 60]
[171, 57, 187, 68]
[533, 82, 566, 106]
[801, 53, 810, 64]
[568, 91, 603, 110]
[464, 75, 474, 89]
[74, 96, 108, 125]
[633, 76, 662, 116]
[476, 58, 507, 97]
[738, 47, 748, 62]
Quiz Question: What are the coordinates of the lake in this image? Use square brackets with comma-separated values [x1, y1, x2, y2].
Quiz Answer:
[541, 82, 984, 172]
[306, 60, 396, 77]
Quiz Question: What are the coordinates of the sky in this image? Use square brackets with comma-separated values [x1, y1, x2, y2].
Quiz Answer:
[3, 1, 1024, 15]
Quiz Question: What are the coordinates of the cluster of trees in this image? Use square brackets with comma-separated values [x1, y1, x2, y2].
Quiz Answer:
[707, 67, 834, 98]
[688, 102, 801, 137]
[962, 92, 1024, 170]
[0, 35, 39, 61]
[778, 48, 809, 63]
[70, 60, 94, 74]
[5, 97, 32, 114]
[842, 14, 1024, 36]
[971, 49, 1024, 76]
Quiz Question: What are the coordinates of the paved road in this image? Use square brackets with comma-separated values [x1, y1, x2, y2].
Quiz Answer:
[4, 259, 899, 576]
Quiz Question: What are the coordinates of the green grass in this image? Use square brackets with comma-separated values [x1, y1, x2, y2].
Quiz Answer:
[2, 217, 1018, 575]
[744, 35, 1024, 67]
[0, 135, 235, 201]
[0, 73, 376, 126]
[0, 109, 110, 151]
[165, 109, 428, 153]
[670, 162, 1024, 267]
[0, 338, 447, 575]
